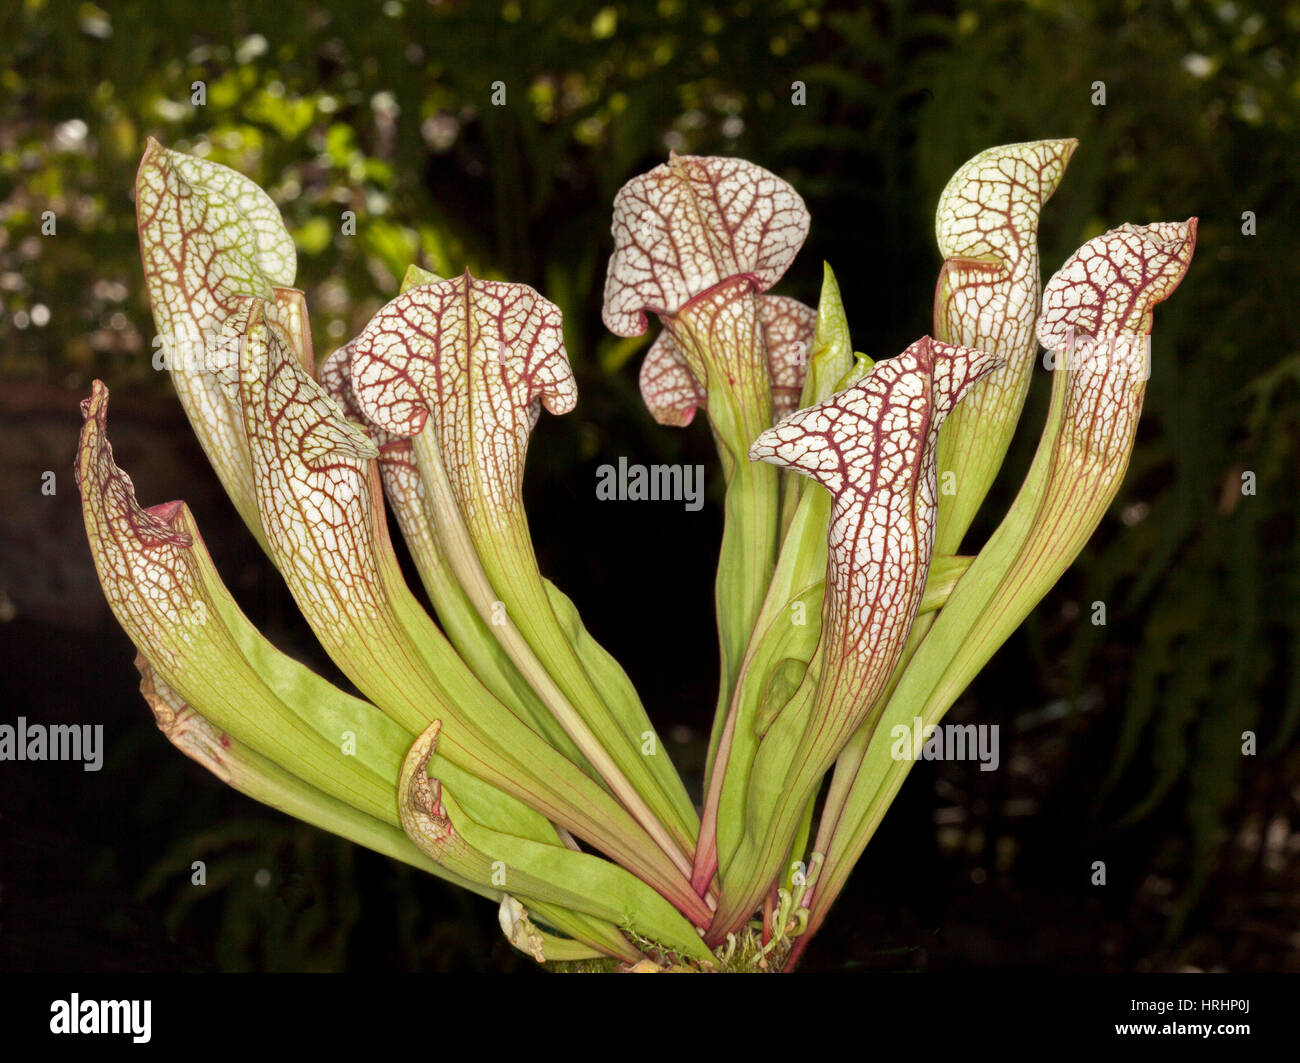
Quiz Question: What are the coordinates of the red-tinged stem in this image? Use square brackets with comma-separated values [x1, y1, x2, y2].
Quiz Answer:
[692, 723, 731, 894]
[783, 932, 811, 971]
[762, 883, 778, 947]
[693, 516, 808, 895]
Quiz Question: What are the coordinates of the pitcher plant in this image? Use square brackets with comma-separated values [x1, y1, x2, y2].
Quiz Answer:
[77, 136, 1195, 970]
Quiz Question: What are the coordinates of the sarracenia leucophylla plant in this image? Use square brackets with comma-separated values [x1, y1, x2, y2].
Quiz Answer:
[78, 137, 1195, 970]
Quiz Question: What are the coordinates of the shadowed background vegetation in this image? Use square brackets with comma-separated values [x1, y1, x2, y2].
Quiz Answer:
[1, 0, 1296, 971]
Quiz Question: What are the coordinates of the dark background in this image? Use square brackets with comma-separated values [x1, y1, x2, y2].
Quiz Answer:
[0, 0, 1296, 972]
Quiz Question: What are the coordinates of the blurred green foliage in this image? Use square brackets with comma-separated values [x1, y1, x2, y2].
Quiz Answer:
[2, 0, 1296, 967]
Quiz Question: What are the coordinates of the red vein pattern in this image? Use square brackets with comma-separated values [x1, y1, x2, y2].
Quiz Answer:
[399, 723, 463, 858]
[319, 341, 382, 437]
[245, 312, 712, 913]
[706, 339, 1001, 942]
[790, 221, 1199, 954]
[238, 310, 388, 632]
[347, 273, 576, 522]
[750, 338, 1002, 701]
[919, 222, 1199, 705]
[932, 139, 1076, 553]
[1038, 220, 1198, 471]
[76, 383, 204, 680]
[267, 286, 317, 375]
[321, 340, 434, 541]
[761, 295, 820, 422]
[639, 333, 705, 427]
[320, 340, 443, 628]
[320, 340, 421, 500]
[639, 294, 816, 427]
[602, 154, 810, 337]
[135, 139, 297, 531]
[136, 140, 296, 339]
[78, 379, 407, 826]
[934, 140, 1075, 353]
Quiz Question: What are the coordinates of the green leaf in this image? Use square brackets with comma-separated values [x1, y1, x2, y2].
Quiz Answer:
[399, 724, 714, 964]
[137, 658, 493, 900]
[543, 579, 699, 835]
